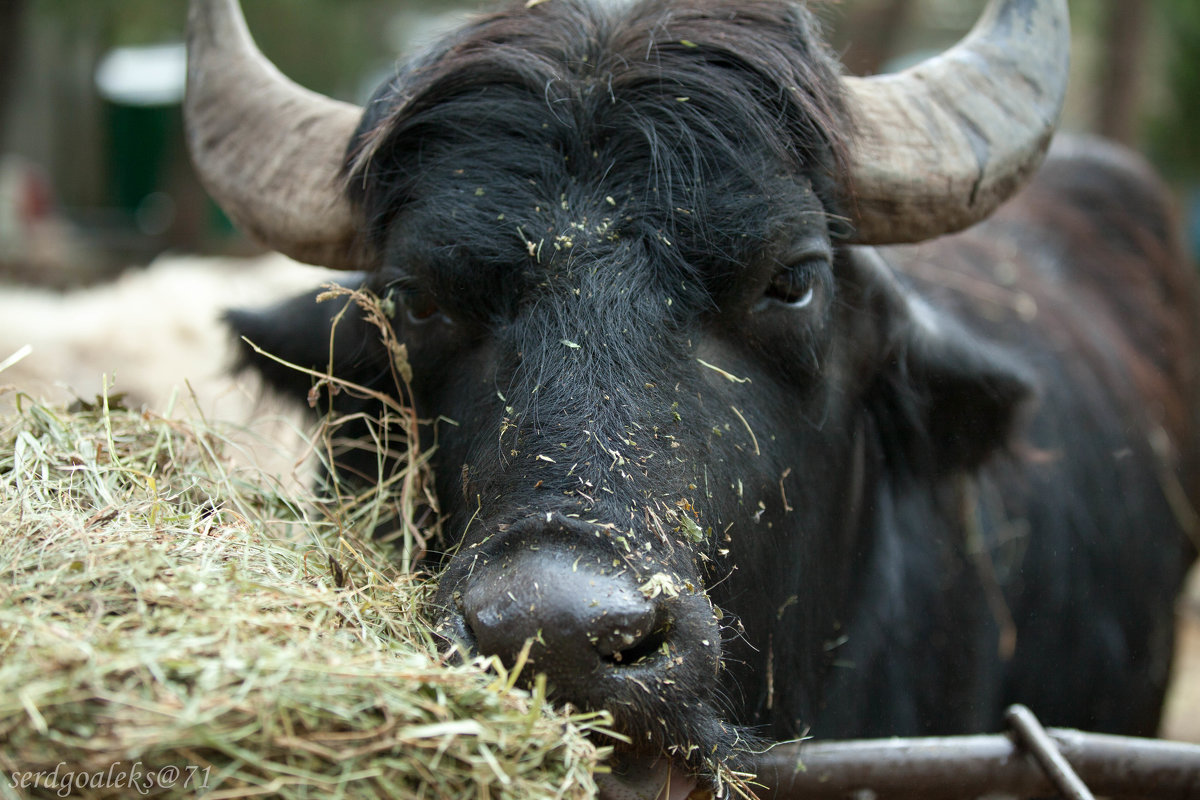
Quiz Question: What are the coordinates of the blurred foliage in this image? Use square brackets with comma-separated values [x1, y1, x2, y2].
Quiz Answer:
[29, 0, 482, 102]
[1148, 0, 1200, 182]
[31, 0, 182, 48]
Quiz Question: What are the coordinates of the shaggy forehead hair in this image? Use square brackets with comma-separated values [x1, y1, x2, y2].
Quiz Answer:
[346, 0, 851, 268]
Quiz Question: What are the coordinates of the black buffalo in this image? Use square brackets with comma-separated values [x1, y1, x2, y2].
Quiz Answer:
[185, 0, 1200, 796]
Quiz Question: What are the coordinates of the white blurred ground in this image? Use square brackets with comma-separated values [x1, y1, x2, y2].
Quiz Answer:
[0, 253, 337, 482]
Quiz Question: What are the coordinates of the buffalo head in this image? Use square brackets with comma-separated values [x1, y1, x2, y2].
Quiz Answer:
[186, 0, 1070, 795]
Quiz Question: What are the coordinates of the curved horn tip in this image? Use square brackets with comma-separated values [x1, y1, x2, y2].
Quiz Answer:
[184, 0, 367, 270]
[844, 0, 1070, 245]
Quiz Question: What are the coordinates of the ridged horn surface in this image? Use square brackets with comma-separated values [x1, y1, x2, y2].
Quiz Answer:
[185, 0, 367, 269]
[843, 0, 1070, 244]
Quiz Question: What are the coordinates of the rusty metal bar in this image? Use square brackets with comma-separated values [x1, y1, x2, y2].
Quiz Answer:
[1005, 704, 1095, 800]
[754, 720, 1200, 799]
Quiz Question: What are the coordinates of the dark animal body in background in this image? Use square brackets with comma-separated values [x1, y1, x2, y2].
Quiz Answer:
[186, 0, 1200, 796]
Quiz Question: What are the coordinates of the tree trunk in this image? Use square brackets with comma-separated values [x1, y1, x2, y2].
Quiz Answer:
[0, 0, 28, 138]
[1096, 0, 1149, 145]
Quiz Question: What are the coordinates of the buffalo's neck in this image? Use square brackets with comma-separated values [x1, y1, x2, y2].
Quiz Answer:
[806, 460, 1008, 739]
[728, 410, 1009, 740]
[712, 411, 880, 738]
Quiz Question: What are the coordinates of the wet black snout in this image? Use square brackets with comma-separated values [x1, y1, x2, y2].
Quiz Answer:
[461, 544, 670, 686]
[442, 514, 730, 779]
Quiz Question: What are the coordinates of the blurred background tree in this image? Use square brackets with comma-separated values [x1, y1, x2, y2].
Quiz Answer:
[1149, 0, 1200, 182]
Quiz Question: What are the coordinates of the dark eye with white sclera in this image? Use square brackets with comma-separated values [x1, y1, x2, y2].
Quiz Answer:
[403, 290, 440, 324]
[764, 267, 816, 307]
[757, 256, 826, 312]
[388, 285, 449, 326]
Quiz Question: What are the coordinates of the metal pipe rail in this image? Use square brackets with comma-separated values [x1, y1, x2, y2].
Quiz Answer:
[753, 706, 1200, 799]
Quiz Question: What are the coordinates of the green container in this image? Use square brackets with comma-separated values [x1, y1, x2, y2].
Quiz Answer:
[95, 43, 185, 231]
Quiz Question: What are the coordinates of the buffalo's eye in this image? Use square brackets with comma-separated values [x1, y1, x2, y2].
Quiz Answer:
[401, 289, 442, 324]
[384, 277, 456, 327]
[760, 253, 827, 311]
[765, 268, 815, 307]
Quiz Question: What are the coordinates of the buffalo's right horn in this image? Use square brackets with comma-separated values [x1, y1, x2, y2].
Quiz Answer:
[184, 0, 368, 269]
[843, 0, 1070, 245]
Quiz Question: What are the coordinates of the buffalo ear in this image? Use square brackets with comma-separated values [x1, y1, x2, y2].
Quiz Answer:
[225, 278, 388, 406]
[844, 247, 1035, 477]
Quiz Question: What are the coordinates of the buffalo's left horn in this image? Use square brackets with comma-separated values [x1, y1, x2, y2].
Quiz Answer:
[185, 0, 367, 269]
[843, 0, 1070, 245]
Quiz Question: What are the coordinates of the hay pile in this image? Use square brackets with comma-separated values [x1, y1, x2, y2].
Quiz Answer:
[0, 388, 608, 799]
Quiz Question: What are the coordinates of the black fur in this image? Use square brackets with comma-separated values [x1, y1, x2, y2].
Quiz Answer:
[230, 0, 1200, 786]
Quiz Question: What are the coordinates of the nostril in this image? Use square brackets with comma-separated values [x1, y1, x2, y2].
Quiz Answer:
[600, 621, 671, 666]
[434, 608, 477, 665]
[595, 604, 671, 665]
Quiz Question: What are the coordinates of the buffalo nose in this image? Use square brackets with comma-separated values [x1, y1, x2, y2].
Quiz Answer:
[460, 546, 667, 682]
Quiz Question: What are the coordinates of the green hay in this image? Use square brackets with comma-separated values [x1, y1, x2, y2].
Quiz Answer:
[0, 390, 609, 799]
